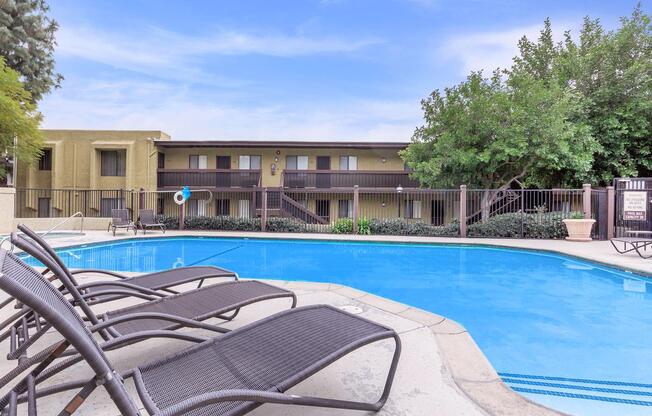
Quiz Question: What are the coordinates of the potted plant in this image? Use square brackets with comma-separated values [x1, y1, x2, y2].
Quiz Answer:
[562, 212, 596, 242]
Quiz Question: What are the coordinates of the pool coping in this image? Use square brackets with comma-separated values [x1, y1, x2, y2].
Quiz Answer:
[302, 281, 567, 416]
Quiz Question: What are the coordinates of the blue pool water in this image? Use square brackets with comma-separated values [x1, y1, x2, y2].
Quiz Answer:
[25, 237, 652, 416]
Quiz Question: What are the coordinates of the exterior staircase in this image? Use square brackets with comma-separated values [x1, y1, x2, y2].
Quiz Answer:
[256, 188, 327, 224]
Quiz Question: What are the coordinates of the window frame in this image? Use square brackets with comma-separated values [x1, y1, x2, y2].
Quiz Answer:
[38, 149, 52, 171]
[100, 150, 126, 177]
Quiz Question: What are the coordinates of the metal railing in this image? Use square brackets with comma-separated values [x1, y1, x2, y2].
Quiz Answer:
[157, 169, 261, 188]
[282, 170, 420, 189]
[15, 188, 129, 218]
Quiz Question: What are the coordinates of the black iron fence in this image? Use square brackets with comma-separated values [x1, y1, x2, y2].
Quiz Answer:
[14, 185, 616, 240]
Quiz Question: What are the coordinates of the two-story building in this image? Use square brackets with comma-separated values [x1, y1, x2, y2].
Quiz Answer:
[14, 130, 457, 225]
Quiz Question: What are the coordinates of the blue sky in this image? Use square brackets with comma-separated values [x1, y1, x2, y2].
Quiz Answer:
[41, 0, 643, 141]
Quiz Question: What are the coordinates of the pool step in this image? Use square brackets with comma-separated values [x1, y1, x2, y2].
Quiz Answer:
[500, 372, 652, 407]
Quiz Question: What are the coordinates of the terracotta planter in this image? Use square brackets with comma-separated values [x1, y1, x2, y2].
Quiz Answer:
[563, 219, 596, 242]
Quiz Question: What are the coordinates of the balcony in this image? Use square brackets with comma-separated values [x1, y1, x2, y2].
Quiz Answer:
[157, 169, 261, 189]
[282, 170, 420, 189]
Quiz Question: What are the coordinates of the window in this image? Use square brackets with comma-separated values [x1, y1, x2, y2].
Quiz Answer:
[38, 149, 52, 171]
[238, 199, 251, 218]
[239, 155, 261, 170]
[338, 199, 353, 218]
[189, 155, 207, 169]
[216, 199, 230, 216]
[100, 150, 126, 176]
[187, 199, 207, 217]
[404, 200, 422, 219]
[37, 198, 51, 217]
[339, 156, 357, 170]
[316, 200, 330, 220]
[100, 198, 124, 217]
[157, 152, 165, 169]
[286, 155, 308, 170]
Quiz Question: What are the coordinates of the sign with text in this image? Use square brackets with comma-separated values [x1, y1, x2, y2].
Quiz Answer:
[623, 191, 647, 221]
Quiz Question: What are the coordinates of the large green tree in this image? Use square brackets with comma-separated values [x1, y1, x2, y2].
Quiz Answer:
[0, 0, 62, 102]
[512, 6, 652, 184]
[0, 56, 43, 179]
[401, 70, 595, 220]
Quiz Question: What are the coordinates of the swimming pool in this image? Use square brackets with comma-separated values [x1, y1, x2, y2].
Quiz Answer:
[25, 237, 652, 416]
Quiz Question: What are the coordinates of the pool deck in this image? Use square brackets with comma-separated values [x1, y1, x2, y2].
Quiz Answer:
[5, 230, 650, 415]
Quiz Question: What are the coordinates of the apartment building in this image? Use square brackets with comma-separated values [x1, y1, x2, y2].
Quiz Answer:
[14, 130, 457, 225]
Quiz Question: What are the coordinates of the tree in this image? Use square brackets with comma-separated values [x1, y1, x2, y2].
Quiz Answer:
[512, 5, 652, 184]
[401, 70, 595, 221]
[0, 56, 43, 179]
[0, 0, 62, 102]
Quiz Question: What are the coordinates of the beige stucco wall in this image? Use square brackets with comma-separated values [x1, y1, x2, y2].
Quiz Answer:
[160, 147, 405, 187]
[0, 187, 16, 233]
[16, 130, 171, 192]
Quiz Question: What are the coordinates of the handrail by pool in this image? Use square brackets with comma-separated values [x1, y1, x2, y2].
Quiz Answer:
[0, 211, 85, 252]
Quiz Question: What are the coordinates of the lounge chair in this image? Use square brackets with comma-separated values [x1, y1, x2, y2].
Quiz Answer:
[16, 224, 233, 305]
[138, 209, 166, 234]
[108, 208, 137, 236]
[0, 232, 296, 380]
[610, 236, 652, 259]
[0, 249, 400, 416]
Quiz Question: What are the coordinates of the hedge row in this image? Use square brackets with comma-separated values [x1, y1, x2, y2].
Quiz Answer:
[155, 213, 569, 239]
[467, 212, 568, 239]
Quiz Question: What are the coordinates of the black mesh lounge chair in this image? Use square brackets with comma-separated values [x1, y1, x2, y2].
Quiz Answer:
[138, 209, 166, 234]
[16, 224, 234, 305]
[0, 249, 400, 416]
[108, 208, 137, 236]
[0, 232, 296, 380]
[610, 236, 652, 259]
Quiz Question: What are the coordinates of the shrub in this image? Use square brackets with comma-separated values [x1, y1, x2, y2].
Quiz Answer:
[369, 218, 459, 236]
[155, 215, 179, 230]
[467, 212, 568, 239]
[358, 217, 371, 235]
[266, 217, 309, 233]
[332, 218, 353, 234]
[181, 216, 261, 231]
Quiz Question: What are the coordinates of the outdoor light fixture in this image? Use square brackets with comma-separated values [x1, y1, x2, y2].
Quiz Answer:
[381, 157, 387, 163]
[396, 185, 403, 193]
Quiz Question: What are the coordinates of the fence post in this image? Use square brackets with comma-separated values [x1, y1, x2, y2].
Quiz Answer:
[261, 188, 268, 232]
[459, 185, 467, 238]
[179, 203, 185, 230]
[582, 183, 592, 219]
[353, 185, 359, 234]
[606, 185, 615, 239]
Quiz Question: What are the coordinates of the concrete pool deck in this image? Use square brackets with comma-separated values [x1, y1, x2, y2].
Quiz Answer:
[3, 230, 650, 415]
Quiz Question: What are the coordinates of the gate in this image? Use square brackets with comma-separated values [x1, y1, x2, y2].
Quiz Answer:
[614, 178, 652, 237]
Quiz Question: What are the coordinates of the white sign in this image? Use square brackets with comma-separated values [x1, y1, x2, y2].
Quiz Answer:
[623, 191, 647, 221]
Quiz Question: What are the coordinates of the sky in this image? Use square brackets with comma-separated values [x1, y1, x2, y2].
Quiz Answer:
[40, 0, 643, 141]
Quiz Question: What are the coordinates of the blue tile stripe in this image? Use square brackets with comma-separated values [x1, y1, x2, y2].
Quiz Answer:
[502, 378, 652, 397]
[511, 387, 652, 407]
[499, 372, 652, 389]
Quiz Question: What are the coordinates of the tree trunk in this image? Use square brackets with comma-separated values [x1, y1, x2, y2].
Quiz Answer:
[481, 190, 496, 223]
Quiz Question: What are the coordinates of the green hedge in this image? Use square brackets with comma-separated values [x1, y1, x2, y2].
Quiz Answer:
[369, 218, 460, 236]
[154, 215, 261, 231]
[266, 217, 311, 233]
[467, 212, 568, 239]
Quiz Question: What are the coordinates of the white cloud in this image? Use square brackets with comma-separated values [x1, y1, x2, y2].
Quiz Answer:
[40, 78, 419, 141]
[440, 21, 577, 76]
[56, 25, 382, 84]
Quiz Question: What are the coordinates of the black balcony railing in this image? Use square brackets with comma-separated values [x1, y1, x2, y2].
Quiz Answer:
[282, 170, 420, 189]
[157, 169, 261, 188]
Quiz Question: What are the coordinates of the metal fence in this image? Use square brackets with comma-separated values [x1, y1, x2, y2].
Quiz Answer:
[14, 185, 614, 240]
